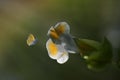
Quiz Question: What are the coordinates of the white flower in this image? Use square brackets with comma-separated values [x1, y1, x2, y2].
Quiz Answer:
[46, 22, 79, 64]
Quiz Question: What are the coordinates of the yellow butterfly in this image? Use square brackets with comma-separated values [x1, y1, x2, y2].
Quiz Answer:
[46, 22, 79, 64]
[27, 34, 38, 46]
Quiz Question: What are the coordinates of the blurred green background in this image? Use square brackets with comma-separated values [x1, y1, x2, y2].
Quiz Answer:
[0, 0, 120, 80]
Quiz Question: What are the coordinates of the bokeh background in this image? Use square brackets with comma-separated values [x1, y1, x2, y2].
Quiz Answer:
[0, 0, 120, 80]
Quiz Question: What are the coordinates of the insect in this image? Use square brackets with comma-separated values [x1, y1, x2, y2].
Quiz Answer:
[46, 22, 79, 64]
[26, 34, 38, 46]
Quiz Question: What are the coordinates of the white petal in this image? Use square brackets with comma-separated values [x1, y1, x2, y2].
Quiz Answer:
[47, 26, 54, 36]
[46, 39, 61, 59]
[60, 34, 79, 54]
[54, 22, 70, 34]
[46, 38, 70, 64]
[57, 52, 69, 64]
[67, 50, 76, 53]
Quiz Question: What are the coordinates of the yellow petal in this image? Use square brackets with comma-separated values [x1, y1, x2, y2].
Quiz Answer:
[54, 22, 70, 35]
[46, 39, 60, 59]
[57, 52, 69, 64]
[47, 27, 59, 39]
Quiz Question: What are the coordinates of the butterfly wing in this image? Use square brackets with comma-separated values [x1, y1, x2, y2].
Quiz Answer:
[27, 34, 37, 46]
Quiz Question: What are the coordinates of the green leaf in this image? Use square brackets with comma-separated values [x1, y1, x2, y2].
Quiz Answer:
[74, 38, 100, 56]
[74, 37, 113, 70]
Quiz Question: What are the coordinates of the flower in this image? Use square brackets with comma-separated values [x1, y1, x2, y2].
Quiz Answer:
[46, 22, 79, 64]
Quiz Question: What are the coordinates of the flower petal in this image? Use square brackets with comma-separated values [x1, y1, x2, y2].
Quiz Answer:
[54, 22, 70, 35]
[47, 26, 59, 39]
[46, 38, 69, 64]
[57, 52, 69, 64]
[46, 39, 61, 59]
[60, 34, 79, 54]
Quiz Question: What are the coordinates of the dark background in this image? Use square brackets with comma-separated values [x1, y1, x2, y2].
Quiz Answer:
[0, 0, 120, 80]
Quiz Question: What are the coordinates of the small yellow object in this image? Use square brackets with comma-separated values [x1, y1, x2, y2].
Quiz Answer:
[27, 34, 37, 46]
[83, 56, 89, 59]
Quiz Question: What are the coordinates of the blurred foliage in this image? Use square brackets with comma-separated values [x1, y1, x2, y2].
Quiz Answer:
[116, 47, 120, 68]
[74, 37, 113, 70]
